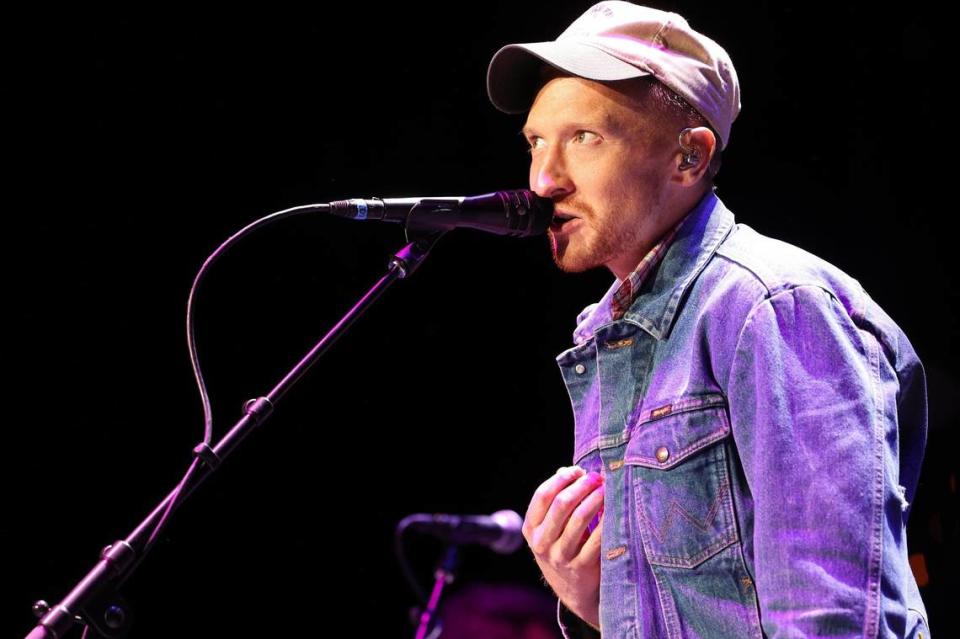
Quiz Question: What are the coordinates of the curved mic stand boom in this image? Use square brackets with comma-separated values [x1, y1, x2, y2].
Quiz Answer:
[25, 227, 445, 639]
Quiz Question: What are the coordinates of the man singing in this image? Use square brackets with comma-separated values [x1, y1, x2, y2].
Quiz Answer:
[485, 2, 931, 637]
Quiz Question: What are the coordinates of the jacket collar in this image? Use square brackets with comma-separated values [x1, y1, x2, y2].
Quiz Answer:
[572, 187, 735, 345]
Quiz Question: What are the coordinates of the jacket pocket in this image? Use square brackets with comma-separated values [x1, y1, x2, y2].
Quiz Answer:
[625, 393, 739, 568]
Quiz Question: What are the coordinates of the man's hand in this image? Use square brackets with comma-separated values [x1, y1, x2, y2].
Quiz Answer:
[523, 466, 604, 630]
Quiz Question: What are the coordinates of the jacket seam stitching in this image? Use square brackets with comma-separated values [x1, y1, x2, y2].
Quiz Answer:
[862, 315, 884, 638]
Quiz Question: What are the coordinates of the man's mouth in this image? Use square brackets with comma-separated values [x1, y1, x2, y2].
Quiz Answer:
[550, 211, 579, 231]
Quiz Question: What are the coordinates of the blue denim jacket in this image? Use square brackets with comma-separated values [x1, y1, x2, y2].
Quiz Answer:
[556, 189, 930, 638]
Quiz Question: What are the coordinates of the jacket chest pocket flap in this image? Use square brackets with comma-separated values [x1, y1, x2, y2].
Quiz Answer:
[625, 393, 740, 568]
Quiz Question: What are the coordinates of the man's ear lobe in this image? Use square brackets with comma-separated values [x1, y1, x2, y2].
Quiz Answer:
[675, 126, 716, 184]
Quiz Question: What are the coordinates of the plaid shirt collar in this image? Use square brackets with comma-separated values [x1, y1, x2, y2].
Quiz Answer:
[572, 211, 693, 346]
[609, 214, 690, 320]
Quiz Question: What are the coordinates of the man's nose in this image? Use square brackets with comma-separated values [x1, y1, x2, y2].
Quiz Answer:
[531, 149, 572, 199]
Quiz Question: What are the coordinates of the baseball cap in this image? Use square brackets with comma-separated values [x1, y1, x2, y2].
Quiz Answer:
[486, 1, 741, 149]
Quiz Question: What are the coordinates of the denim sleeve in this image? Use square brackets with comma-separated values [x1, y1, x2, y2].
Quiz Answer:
[725, 285, 885, 637]
[557, 600, 601, 639]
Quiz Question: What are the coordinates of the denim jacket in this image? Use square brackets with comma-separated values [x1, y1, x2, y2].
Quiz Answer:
[556, 189, 930, 638]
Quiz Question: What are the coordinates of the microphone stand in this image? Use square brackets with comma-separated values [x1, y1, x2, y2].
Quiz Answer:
[414, 545, 459, 639]
[26, 229, 446, 639]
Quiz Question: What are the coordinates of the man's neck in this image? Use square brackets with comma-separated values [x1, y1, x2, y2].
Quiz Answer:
[609, 183, 713, 282]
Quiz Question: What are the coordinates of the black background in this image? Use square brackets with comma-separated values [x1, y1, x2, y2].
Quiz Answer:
[7, 2, 957, 637]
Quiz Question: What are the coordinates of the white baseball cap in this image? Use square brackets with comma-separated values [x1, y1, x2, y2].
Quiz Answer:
[486, 1, 741, 149]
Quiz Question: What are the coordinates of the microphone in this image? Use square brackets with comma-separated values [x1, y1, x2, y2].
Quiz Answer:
[400, 509, 524, 554]
[327, 190, 553, 237]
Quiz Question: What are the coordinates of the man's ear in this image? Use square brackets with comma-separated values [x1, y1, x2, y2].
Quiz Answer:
[674, 126, 716, 187]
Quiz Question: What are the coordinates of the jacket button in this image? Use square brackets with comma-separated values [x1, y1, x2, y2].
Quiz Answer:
[655, 447, 670, 463]
[575, 364, 586, 374]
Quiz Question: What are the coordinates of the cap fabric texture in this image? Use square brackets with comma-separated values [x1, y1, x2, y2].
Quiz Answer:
[486, 1, 741, 149]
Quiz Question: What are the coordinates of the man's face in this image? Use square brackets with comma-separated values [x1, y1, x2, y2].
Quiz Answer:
[522, 75, 679, 280]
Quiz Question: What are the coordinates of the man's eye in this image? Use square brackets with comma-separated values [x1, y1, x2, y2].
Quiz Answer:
[526, 137, 545, 153]
[574, 131, 599, 144]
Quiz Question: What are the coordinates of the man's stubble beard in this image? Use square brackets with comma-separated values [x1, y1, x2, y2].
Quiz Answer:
[548, 216, 636, 274]
[547, 195, 659, 275]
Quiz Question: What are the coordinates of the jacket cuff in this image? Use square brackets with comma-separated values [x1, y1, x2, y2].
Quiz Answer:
[557, 600, 601, 639]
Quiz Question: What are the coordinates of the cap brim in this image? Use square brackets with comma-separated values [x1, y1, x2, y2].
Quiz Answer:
[487, 41, 651, 114]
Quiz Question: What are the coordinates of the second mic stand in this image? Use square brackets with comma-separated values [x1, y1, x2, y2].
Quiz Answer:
[414, 545, 459, 639]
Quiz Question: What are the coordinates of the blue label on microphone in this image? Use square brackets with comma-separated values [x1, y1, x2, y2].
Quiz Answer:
[349, 199, 368, 220]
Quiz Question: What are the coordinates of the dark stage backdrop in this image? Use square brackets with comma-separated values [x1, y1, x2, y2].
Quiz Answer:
[7, 3, 956, 637]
